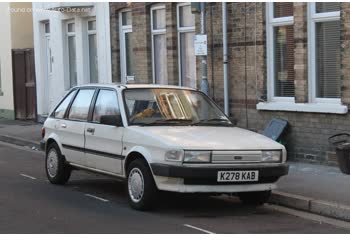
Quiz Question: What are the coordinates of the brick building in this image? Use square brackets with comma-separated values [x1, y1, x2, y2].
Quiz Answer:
[109, 2, 349, 165]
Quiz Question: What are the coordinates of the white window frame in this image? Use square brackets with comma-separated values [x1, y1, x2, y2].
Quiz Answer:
[266, 2, 294, 103]
[151, 4, 167, 84]
[44, 22, 52, 76]
[258, 3, 347, 114]
[39, 20, 52, 114]
[307, 2, 341, 104]
[177, 3, 196, 87]
[65, 20, 77, 89]
[66, 20, 76, 38]
[87, 17, 98, 83]
[119, 9, 134, 83]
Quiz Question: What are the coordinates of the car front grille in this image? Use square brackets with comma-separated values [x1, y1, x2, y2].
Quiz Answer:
[211, 151, 262, 164]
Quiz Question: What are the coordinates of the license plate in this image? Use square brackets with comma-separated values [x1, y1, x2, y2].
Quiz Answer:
[217, 171, 259, 182]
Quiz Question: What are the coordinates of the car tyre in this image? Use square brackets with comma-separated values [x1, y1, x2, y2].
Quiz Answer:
[238, 190, 271, 205]
[45, 142, 71, 185]
[127, 159, 158, 210]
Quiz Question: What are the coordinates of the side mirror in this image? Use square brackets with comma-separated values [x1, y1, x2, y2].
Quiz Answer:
[100, 115, 123, 127]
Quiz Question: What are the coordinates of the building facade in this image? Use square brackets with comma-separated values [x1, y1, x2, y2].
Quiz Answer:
[0, 2, 34, 119]
[109, 2, 201, 87]
[109, 2, 350, 165]
[32, 2, 112, 122]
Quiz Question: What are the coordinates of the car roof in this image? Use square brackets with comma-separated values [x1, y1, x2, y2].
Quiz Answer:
[76, 83, 196, 91]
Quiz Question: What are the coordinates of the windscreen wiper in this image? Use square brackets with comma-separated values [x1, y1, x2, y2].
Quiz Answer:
[191, 118, 233, 126]
[135, 119, 193, 126]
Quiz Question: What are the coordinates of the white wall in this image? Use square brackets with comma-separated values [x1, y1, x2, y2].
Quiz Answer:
[32, 2, 112, 118]
[0, 2, 15, 115]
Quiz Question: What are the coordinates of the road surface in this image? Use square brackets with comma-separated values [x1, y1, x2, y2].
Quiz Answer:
[0, 142, 349, 234]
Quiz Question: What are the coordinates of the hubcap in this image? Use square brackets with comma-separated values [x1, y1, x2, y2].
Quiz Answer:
[47, 149, 59, 178]
[128, 168, 144, 203]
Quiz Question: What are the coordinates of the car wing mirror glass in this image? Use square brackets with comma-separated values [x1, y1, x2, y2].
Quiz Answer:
[100, 115, 123, 127]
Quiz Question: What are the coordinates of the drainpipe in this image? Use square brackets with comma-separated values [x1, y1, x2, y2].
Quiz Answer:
[222, 2, 229, 116]
[200, 2, 209, 95]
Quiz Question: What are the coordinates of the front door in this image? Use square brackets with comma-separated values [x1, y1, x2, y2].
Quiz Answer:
[12, 49, 37, 120]
[84, 89, 124, 175]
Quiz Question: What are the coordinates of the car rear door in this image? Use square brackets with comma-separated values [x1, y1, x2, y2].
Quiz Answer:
[59, 88, 96, 166]
[84, 88, 124, 175]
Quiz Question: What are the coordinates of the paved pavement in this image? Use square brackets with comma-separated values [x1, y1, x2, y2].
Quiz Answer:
[278, 162, 350, 205]
[0, 141, 349, 233]
[0, 120, 42, 143]
[0, 120, 42, 150]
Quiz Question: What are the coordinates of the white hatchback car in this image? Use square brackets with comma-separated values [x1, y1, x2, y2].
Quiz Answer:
[41, 84, 288, 210]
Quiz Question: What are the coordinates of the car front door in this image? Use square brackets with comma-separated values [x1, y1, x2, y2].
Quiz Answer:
[84, 89, 124, 175]
[59, 88, 96, 166]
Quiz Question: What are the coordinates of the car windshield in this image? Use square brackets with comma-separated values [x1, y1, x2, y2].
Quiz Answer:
[123, 88, 232, 126]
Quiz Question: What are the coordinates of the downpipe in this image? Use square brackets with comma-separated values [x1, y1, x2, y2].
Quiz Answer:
[222, 2, 229, 116]
[200, 2, 209, 95]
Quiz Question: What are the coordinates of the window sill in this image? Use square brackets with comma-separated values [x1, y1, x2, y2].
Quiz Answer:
[256, 102, 348, 114]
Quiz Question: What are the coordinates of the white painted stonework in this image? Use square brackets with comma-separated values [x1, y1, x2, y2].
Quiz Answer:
[0, 2, 34, 119]
[32, 2, 112, 119]
[0, 3, 14, 112]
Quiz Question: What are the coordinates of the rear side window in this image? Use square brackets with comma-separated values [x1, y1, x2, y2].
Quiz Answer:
[68, 89, 95, 121]
[54, 90, 76, 119]
[92, 90, 120, 123]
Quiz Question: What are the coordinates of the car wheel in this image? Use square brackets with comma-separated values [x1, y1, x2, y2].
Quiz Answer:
[127, 159, 158, 210]
[238, 190, 271, 205]
[45, 142, 71, 185]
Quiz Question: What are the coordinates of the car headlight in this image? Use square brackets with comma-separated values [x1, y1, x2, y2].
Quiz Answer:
[165, 150, 183, 162]
[184, 151, 211, 163]
[261, 150, 281, 162]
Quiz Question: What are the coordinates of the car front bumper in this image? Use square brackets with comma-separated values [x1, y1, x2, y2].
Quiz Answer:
[150, 163, 289, 193]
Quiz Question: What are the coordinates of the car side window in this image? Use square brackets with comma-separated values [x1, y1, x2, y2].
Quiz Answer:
[54, 90, 76, 119]
[68, 89, 95, 121]
[92, 90, 120, 123]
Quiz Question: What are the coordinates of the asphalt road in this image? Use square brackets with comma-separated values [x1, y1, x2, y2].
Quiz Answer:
[0, 142, 349, 234]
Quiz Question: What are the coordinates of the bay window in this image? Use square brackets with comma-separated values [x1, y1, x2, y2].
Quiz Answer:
[308, 2, 341, 103]
[151, 5, 168, 84]
[177, 3, 196, 88]
[66, 21, 77, 88]
[266, 2, 295, 101]
[44, 22, 52, 76]
[259, 2, 347, 113]
[88, 19, 98, 83]
[120, 10, 134, 83]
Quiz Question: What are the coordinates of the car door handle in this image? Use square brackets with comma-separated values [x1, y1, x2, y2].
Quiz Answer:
[86, 127, 95, 133]
[61, 123, 67, 128]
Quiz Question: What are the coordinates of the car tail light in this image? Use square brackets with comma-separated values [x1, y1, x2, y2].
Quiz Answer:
[41, 127, 45, 139]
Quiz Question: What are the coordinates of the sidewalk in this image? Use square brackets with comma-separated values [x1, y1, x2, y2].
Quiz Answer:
[270, 162, 350, 221]
[277, 162, 350, 205]
[0, 119, 42, 149]
[0, 119, 349, 221]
